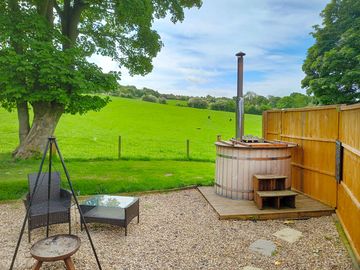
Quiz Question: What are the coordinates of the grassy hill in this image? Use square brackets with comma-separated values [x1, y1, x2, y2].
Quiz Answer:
[0, 97, 262, 160]
[0, 97, 262, 200]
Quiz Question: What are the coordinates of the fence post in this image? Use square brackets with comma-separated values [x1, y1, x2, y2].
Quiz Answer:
[118, 136, 122, 159]
[186, 139, 190, 159]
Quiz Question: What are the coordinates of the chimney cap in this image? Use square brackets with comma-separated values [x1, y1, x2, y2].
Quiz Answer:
[236, 51, 246, 57]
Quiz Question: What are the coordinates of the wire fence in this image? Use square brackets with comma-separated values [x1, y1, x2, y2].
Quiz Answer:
[0, 133, 217, 161]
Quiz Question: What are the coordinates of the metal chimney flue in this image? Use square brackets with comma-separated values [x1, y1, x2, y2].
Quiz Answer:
[236, 51, 245, 140]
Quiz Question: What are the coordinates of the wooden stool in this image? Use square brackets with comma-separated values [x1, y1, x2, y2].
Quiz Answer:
[30, 234, 81, 270]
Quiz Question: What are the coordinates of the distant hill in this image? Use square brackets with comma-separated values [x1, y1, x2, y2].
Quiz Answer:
[107, 85, 315, 115]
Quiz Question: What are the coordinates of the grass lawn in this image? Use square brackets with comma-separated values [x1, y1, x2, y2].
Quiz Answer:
[0, 97, 262, 160]
[166, 99, 188, 106]
[0, 154, 214, 201]
[0, 97, 262, 201]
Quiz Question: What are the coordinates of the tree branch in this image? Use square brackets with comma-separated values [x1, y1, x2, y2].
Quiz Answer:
[53, 0, 63, 19]
[66, 0, 89, 44]
[36, 0, 50, 17]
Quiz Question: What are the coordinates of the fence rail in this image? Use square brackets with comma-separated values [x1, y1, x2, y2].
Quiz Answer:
[263, 104, 360, 262]
[0, 135, 217, 161]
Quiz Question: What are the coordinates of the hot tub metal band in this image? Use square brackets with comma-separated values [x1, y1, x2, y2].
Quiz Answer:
[216, 153, 291, 161]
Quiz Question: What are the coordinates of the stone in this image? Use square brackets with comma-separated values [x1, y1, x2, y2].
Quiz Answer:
[249, 239, 276, 256]
[273, 228, 302, 243]
[243, 266, 263, 270]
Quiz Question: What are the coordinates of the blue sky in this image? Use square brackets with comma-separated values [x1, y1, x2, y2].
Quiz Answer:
[91, 0, 328, 97]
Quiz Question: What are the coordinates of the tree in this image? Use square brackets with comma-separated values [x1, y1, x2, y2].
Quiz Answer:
[302, 0, 360, 104]
[276, 92, 312, 109]
[142, 87, 160, 98]
[267, 95, 281, 107]
[0, 0, 202, 158]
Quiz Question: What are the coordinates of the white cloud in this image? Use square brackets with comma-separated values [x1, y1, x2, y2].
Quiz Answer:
[90, 0, 328, 97]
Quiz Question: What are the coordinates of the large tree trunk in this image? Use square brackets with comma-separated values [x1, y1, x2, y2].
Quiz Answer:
[13, 102, 64, 159]
[12, 102, 31, 156]
[16, 101, 30, 144]
[12, 1, 84, 159]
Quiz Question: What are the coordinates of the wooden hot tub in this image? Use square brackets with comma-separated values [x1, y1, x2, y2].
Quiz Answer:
[215, 140, 296, 200]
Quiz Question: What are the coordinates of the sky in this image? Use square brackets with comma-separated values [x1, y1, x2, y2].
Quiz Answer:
[91, 0, 329, 98]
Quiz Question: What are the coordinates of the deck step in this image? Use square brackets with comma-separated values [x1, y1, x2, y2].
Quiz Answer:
[255, 190, 297, 210]
[256, 190, 298, 198]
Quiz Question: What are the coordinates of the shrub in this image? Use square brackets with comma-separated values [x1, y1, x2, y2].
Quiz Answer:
[187, 97, 208, 109]
[244, 104, 262, 115]
[142, 94, 158, 103]
[158, 97, 167, 104]
[210, 99, 235, 112]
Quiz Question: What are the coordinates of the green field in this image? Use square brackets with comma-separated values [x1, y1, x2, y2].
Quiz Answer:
[0, 155, 214, 200]
[0, 97, 262, 200]
[0, 97, 262, 160]
[166, 99, 188, 107]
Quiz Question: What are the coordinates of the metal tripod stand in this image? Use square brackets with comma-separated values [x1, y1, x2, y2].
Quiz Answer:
[10, 137, 102, 270]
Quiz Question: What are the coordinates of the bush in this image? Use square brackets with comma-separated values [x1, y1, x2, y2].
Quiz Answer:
[159, 97, 167, 104]
[210, 99, 235, 112]
[244, 104, 262, 115]
[187, 97, 208, 109]
[142, 94, 158, 103]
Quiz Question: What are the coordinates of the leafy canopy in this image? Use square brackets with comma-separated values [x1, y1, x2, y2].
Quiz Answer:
[0, 0, 202, 113]
[302, 0, 360, 105]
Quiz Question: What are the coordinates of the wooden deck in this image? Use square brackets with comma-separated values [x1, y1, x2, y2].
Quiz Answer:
[198, 186, 334, 220]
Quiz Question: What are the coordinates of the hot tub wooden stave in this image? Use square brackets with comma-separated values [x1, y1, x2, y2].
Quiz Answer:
[215, 142, 294, 200]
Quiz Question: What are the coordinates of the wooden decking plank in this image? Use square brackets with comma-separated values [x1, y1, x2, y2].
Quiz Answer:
[198, 186, 334, 220]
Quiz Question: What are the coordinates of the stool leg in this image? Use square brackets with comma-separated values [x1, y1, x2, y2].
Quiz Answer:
[32, 260, 43, 270]
[64, 257, 76, 270]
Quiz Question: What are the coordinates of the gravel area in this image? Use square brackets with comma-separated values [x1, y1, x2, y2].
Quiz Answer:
[0, 189, 354, 270]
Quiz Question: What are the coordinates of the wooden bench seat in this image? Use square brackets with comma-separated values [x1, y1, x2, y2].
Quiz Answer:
[254, 190, 297, 210]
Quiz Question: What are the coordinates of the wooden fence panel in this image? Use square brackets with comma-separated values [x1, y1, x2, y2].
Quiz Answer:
[272, 106, 339, 207]
[338, 104, 360, 261]
[263, 104, 360, 261]
[263, 111, 281, 140]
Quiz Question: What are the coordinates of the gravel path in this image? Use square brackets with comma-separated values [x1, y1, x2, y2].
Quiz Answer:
[0, 189, 354, 270]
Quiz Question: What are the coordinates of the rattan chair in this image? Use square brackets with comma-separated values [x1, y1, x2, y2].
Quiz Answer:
[23, 172, 72, 242]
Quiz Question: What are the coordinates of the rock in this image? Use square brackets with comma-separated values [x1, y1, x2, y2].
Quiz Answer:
[249, 239, 276, 257]
[283, 220, 295, 225]
[243, 266, 263, 270]
[273, 228, 302, 243]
